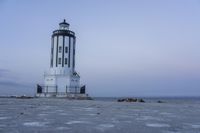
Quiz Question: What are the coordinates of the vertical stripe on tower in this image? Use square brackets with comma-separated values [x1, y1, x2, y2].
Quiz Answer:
[52, 37, 54, 67]
[56, 35, 59, 67]
[62, 36, 65, 67]
[68, 37, 71, 68]
[73, 37, 75, 68]
[50, 37, 53, 67]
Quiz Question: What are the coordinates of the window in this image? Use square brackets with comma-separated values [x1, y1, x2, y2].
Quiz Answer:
[65, 47, 68, 53]
[58, 58, 61, 64]
[65, 58, 67, 64]
[59, 46, 62, 53]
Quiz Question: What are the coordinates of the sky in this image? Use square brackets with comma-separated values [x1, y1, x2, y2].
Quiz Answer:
[0, 0, 200, 97]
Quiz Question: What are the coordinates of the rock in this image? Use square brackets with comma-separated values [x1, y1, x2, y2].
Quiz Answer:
[117, 98, 145, 103]
[76, 97, 93, 100]
[127, 98, 137, 102]
[87, 97, 93, 100]
[118, 99, 125, 102]
[17, 95, 34, 99]
[157, 100, 165, 103]
[137, 99, 145, 103]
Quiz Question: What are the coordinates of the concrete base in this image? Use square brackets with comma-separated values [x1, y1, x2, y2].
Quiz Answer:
[35, 93, 92, 100]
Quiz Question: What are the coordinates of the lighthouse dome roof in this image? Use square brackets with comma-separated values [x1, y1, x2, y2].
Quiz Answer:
[59, 19, 70, 26]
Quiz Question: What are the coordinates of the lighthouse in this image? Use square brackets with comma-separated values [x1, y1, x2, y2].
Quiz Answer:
[36, 20, 87, 98]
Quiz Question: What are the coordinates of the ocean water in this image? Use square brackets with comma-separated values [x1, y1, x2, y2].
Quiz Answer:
[0, 97, 200, 133]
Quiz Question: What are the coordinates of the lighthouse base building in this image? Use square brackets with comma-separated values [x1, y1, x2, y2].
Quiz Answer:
[36, 20, 89, 98]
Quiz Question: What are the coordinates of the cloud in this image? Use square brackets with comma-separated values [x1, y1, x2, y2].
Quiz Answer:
[0, 68, 9, 72]
[0, 68, 9, 76]
[0, 70, 34, 95]
[0, 68, 32, 90]
[0, 80, 30, 88]
[0, 68, 15, 81]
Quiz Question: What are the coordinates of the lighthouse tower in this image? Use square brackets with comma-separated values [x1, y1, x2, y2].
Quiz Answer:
[36, 20, 86, 97]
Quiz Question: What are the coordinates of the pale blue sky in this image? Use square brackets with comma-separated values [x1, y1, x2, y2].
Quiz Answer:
[0, 0, 200, 97]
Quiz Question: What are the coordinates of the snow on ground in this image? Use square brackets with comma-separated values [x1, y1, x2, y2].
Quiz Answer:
[0, 98, 200, 133]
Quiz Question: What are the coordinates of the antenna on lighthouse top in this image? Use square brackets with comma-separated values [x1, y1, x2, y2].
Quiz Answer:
[59, 19, 70, 30]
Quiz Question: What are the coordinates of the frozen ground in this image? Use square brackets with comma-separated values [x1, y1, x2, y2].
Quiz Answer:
[0, 98, 200, 133]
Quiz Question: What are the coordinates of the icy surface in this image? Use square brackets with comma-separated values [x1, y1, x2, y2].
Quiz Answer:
[0, 98, 200, 133]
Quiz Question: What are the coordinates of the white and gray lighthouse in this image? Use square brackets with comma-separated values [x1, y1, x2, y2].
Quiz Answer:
[36, 20, 87, 98]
